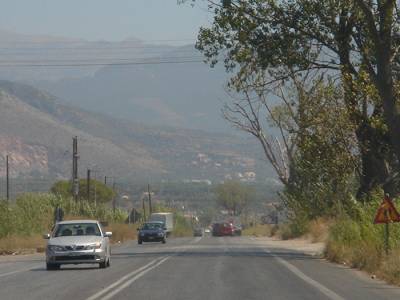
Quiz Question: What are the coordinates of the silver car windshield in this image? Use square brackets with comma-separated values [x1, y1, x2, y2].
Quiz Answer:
[54, 223, 101, 237]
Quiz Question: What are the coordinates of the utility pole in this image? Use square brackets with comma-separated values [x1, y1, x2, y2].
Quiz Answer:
[72, 136, 79, 201]
[86, 169, 91, 202]
[148, 184, 152, 214]
[104, 176, 107, 185]
[142, 193, 146, 221]
[112, 180, 116, 213]
[92, 169, 98, 207]
[6, 155, 9, 202]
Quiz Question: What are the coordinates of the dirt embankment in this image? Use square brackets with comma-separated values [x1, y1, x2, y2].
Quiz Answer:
[250, 236, 325, 256]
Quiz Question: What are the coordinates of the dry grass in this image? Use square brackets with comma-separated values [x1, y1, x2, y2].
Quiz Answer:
[62, 216, 139, 243]
[0, 235, 46, 255]
[325, 240, 382, 273]
[323, 215, 400, 286]
[306, 218, 331, 243]
[242, 224, 274, 237]
[0, 223, 139, 255]
[379, 249, 400, 285]
[171, 225, 193, 237]
[105, 223, 138, 243]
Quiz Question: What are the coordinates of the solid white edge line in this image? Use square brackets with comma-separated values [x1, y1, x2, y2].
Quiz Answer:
[100, 257, 170, 300]
[263, 247, 345, 300]
[85, 256, 166, 300]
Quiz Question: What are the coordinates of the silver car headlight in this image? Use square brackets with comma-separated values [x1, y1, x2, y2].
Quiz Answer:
[48, 245, 64, 251]
[157, 232, 164, 237]
[84, 242, 102, 250]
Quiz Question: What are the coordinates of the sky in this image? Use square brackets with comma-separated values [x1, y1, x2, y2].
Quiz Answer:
[0, 0, 212, 44]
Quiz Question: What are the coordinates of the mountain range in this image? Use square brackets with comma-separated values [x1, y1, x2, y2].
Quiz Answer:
[0, 29, 232, 132]
[0, 30, 276, 182]
[0, 80, 273, 181]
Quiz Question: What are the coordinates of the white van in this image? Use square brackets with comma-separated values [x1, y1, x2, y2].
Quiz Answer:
[149, 212, 174, 235]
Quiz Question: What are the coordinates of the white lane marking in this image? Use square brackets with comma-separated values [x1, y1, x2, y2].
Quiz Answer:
[85, 256, 166, 300]
[87, 237, 202, 300]
[0, 268, 31, 278]
[263, 248, 345, 300]
[101, 238, 202, 299]
[100, 256, 170, 300]
[0, 262, 42, 278]
[192, 237, 202, 244]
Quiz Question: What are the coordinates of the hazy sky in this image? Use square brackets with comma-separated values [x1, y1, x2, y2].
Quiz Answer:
[0, 0, 212, 44]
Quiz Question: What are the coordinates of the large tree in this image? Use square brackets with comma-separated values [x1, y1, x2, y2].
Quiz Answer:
[186, 0, 400, 196]
[50, 179, 115, 204]
[215, 180, 255, 215]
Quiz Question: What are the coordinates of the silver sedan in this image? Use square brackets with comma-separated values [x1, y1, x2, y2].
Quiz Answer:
[44, 220, 112, 270]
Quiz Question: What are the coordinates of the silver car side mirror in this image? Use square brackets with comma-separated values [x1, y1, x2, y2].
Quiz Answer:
[43, 233, 51, 239]
[104, 231, 112, 237]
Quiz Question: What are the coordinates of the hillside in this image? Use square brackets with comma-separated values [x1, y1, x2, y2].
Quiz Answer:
[0, 30, 231, 132]
[35, 45, 231, 132]
[0, 80, 273, 181]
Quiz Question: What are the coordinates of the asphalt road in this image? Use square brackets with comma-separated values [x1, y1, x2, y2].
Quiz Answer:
[0, 236, 400, 300]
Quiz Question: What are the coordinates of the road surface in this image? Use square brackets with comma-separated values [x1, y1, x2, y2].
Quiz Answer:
[0, 236, 399, 300]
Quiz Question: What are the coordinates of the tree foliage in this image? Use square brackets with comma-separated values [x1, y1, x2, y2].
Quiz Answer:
[176, 0, 400, 223]
[50, 179, 115, 204]
[215, 180, 255, 215]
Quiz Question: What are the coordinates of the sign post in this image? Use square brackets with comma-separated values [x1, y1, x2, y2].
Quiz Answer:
[374, 194, 400, 255]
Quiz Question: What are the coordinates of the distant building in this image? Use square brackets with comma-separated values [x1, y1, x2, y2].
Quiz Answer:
[183, 179, 212, 185]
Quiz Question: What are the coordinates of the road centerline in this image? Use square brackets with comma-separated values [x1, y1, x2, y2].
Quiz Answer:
[85, 256, 166, 300]
[86, 237, 201, 300]
[99, 256, 170, 300]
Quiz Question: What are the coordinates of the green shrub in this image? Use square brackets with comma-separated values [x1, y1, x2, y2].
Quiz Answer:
[172, 213, 192, 237]
[0, 193, 128, 238]
[325, 191, 400, 280]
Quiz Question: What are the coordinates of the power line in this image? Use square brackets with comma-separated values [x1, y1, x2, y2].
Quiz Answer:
[0, 41, 195, 51]
[0, 55, 203, 64]
[0, 38, 196, 45]
[0, 59, 204, 68]
[0, 48, 199, 56]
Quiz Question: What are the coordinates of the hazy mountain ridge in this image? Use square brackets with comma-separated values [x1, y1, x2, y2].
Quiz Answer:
[36, 52, 230, 132]
[0, 30, 234, 132]
[0, 80, 273, 181]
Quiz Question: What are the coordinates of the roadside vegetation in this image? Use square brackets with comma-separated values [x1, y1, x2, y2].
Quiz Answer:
[0, 190, 197, 254]
[184, 0, 400, 286]
[151, 204, 194, 237]
[0, 193, 129, 254]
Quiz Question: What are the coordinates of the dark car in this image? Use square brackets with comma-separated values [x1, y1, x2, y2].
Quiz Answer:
[138, 221, 167, 244]
[212, 222, 234, 236]
[193, 227, 203, 237]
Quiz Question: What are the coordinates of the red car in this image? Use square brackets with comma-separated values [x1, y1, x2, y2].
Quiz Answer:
[212, 222, 234, 236]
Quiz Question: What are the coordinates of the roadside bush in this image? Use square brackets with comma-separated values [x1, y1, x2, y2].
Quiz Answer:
[106, 223, 138, 243]
[172, 213, 192, 237]
[51, 179, 116, 204]
[0, 193, 128, 239]
[325, 192, 400, 281]
[242, 224, 272, 237]
[379, 249, 400, 285]
[279, 211, 310, 240]
[307, 218, 331, 243]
